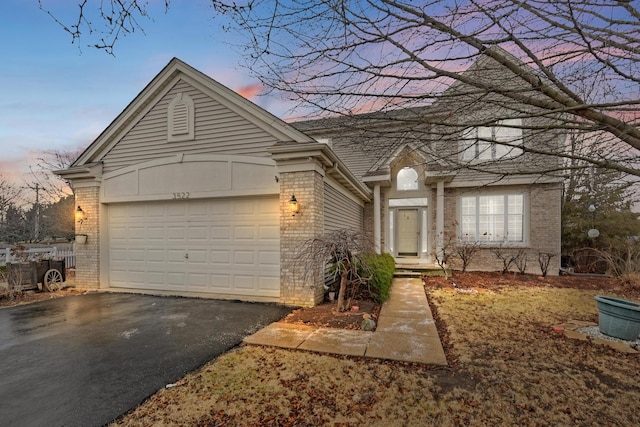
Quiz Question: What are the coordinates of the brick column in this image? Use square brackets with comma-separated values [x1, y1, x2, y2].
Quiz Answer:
[74, 186, 101, 289]
[279, 169, 325, 306]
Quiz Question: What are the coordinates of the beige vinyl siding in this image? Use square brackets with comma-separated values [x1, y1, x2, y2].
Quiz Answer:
[323, 182, 364, 233]
[102, 80, 280, 174]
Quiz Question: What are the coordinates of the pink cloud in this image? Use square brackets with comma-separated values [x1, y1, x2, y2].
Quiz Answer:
[236, 83, 263, 100]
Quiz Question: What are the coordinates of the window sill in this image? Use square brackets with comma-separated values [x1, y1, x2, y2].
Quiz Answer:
[459, 241, 529, 248]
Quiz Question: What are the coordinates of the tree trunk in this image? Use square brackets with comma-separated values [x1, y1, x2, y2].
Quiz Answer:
[337, 263, 349, 312]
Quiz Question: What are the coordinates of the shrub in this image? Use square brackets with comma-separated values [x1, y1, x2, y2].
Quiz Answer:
[359, 252, 395, 303]
[591, 237, 640, 278]
[493, 246, 517, 274]
[455, 240, 480, 272]
[537, 252, 556, 277]
[513, 249, 528, 275]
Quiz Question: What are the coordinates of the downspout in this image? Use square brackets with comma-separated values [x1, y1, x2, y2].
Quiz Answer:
[436, 180, 445, 257]
[374, 184, 381, 254]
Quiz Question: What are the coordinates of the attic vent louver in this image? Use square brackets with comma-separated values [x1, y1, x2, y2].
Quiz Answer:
[168, 92, 195, 142]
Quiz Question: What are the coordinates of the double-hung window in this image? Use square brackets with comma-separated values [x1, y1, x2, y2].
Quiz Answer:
[461, 118, 523, 161]
[460, 194, 525, 243]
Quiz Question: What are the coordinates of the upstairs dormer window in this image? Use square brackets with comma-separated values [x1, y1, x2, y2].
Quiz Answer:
[168, 92, 195, 142]
[397, 167, 419, 191]
[461, 118, 523, 161]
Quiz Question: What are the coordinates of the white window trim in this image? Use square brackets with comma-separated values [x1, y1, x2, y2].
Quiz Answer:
[461, 118, 524, 162]
[458, 191, 528, 246]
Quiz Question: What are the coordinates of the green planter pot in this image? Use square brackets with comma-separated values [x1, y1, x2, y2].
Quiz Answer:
[595, 296, 640, 341]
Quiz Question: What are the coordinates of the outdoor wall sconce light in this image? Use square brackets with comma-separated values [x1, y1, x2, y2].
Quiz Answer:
[289, 194, 300, 216]
[75, 205, 87, 224]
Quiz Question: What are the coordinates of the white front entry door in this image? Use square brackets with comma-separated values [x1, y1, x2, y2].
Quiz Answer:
[397, 208, 419, 257]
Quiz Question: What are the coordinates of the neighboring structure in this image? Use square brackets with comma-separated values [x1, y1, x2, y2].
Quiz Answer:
[56, 55, 562, 306]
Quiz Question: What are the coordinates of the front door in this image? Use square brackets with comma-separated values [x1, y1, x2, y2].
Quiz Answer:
[397, 208, 419, 257]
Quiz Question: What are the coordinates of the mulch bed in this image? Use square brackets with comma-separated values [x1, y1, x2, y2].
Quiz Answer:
[280, 299, 381, 330]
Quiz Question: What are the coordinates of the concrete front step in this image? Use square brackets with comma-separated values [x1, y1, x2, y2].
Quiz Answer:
[394, 268, 449, 277]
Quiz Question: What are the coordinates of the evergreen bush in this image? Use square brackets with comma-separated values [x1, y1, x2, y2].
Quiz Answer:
[359, 252, 395, 302]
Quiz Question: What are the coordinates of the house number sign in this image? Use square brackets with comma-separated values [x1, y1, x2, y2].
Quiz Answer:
[172, 192, 190, 199]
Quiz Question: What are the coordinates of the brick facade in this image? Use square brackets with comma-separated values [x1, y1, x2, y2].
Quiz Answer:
[279, 169, 326, 306]
[441, 183, 562, 275]
[74, 186, 101, 289]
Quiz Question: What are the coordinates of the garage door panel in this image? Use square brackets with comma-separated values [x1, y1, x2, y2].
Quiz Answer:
[146, 226, 166, 240]
[128, 205, 147, 218]
[147, 272, 166, 284]
[211, 250, 230, 264]
[109, 224, 129, 240]
[109, 204, 128, 219]
[108, 197, 279, 298]
[234, 226, 255, 239]
[146, 203, 167, 217]
[233, 199, 256, 215]
[127, 226, 147, 241]
[234, 275, 255, 289]
[110, 248, 129, 262]
[167, 250, 186, 263]
[188, 201, 209, 217]
[234, 251, 255, 265]
[259, 225, 279, 240]
[166, 203, 187, 217]
[187, 273, 209, 288]
[147, 249, 166, 262]
[126, 270, 147, 285]
[259, 250, 280, 266]
[188, 250, 208, 264]
[208, 200, 231, 215]
[187, 226, 209, 240]
[167, 227, 186, 240]
[211, 226, 230, 240]
[166, 272, 185, 284]
[259, 276, 280, 291]
[211, 274, 231, 288]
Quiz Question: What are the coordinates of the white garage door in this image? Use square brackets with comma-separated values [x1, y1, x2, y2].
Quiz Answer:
[108, 197, 280, 298]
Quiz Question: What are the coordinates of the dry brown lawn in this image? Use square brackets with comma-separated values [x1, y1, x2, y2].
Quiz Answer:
[111, 277, 640, 426]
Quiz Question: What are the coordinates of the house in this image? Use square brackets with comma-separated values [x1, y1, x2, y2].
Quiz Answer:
[56, 55, 562, 306]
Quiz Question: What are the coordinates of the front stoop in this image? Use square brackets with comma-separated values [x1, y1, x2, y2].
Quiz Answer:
[394, 264, 448, 278]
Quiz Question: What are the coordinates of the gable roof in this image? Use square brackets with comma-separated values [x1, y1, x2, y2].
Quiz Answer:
[72, 58, 315, 167]
[291, 107, 444, 181]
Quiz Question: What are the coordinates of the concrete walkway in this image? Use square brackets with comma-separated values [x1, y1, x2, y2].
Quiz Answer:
[244, 278, 447, 365]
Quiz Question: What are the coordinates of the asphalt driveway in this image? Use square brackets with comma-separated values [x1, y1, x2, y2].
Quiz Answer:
[0, 292, 291, 427]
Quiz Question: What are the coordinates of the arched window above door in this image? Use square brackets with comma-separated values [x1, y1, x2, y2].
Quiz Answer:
[397, 167, 419, 190]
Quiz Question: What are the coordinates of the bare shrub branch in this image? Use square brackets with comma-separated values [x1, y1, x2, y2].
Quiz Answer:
[455, 240, 480, 273]
[295, 229, 373, 311]
[537, 252, 556, 277]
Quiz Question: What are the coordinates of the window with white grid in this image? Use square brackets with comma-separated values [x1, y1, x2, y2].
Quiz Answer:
[460, 193, 524, 243]
[461, 118, 524, 161]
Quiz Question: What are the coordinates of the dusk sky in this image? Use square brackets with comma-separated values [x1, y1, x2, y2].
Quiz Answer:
[0, 0, 286, 196]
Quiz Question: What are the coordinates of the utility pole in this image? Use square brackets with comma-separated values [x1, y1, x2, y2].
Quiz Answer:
[34, 183, 40, 241]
